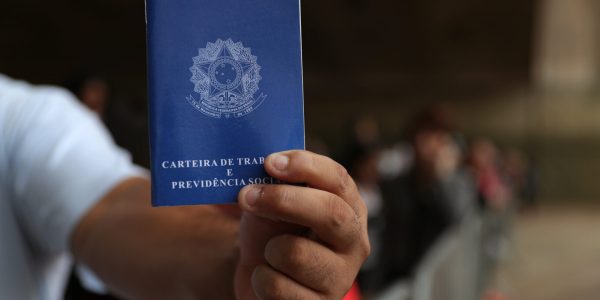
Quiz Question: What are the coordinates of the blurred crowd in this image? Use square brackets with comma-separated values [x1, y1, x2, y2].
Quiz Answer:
[308, 105, 538, 298]
[67, 74, 537, 299]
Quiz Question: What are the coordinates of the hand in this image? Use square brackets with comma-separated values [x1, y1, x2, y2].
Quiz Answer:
[234, 150, 370, 299]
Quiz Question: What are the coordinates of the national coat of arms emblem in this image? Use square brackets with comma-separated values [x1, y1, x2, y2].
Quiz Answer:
[188, 39, 266, 118]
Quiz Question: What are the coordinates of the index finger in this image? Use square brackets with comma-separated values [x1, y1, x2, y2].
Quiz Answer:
[264, 150, 365, 216]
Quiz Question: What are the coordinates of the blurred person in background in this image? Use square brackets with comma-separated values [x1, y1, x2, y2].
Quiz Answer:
[342, 115, 384, 219]
[375, 105, 477, 291]
[467, 139, 512, 211]
[65, 72, 150, 168]
[502, 148, 538, 209]
[467, 139, 515, 288]
[66, 73, 110, 119]
[0, 74, 370, 300]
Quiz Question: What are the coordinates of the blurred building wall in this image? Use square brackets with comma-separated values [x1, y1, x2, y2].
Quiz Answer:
[533, 0, 599, 90]
[529, 0, 600, 201]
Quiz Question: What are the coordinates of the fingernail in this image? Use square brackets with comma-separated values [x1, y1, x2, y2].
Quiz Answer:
[271, 154, 289, 172]
[244, 186, 261, 206]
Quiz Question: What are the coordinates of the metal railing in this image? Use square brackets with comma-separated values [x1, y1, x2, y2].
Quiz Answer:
[376, 212, 498, 300]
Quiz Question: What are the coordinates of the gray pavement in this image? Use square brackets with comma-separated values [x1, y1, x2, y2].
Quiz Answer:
[491, 205, 600, 300]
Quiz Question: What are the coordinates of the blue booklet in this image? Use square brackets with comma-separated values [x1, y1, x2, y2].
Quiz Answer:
[146, 0, 305, 206]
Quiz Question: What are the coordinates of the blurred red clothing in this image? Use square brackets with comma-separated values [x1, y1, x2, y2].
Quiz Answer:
[343, 282, 362, 300]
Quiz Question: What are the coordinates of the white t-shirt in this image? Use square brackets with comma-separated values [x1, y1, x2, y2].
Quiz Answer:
[0, 74, 145, 300]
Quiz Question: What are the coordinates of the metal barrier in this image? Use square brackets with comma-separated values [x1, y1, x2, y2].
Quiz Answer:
[376, 213, 490, 300]
[412, 214, 484, 300]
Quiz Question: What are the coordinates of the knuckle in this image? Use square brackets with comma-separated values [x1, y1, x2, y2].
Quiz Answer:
[334, 164, 353, 194]
[327, 195, 350, 230]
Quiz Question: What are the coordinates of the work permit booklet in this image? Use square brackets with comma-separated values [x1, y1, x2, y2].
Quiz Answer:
[146, 0, 305, 206]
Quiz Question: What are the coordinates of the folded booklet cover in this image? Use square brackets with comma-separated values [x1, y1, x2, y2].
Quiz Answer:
[146, 0, 305, 206]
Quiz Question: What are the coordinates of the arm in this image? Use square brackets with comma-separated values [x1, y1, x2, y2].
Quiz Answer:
[70, 177, 240, 300]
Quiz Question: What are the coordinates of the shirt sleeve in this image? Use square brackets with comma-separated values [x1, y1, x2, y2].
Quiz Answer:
[6, 85, 146, 255]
